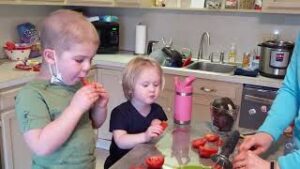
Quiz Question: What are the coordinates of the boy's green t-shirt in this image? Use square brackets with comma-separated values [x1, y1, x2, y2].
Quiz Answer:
[15, 79, 96, 169]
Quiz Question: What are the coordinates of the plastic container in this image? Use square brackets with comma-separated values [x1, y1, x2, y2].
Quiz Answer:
[228, 43, 237, 64]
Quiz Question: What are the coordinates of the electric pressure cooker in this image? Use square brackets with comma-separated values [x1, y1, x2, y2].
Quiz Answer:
[258, 40, 294, 79]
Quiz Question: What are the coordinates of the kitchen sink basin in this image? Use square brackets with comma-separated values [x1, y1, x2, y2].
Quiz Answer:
[186, 61, 237, 74]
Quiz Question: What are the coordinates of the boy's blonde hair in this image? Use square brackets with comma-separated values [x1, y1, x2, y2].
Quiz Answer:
[40, 9, 99, 55]
[122, 56, 164, 100]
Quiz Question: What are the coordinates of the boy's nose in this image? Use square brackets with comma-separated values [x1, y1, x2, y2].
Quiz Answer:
[82, 61, 91, 71]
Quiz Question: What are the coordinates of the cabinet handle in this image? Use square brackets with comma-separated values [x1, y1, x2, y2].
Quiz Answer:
[200, 87, 216, 93]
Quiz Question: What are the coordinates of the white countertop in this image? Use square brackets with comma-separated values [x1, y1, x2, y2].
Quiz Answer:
[0, 54, 283, 90]
[93, 54, 283, 88]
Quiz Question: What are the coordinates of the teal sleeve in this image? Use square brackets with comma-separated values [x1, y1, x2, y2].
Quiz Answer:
[15, 86, 51, 133]
[278, 150, 300, 169]
[259, 34, 300, 141]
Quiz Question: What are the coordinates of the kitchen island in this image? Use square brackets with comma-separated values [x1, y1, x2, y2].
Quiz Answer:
[110, 121, 286, 169]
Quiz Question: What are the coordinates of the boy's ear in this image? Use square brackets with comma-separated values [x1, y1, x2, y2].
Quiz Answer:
[43, 49, 56, 64]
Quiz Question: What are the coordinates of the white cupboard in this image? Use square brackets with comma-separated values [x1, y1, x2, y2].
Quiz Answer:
[96, 68, 126, 150]
[0, 85, 32, 169]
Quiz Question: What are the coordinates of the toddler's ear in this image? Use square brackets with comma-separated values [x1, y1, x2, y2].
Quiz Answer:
[43, 49, 56, 64]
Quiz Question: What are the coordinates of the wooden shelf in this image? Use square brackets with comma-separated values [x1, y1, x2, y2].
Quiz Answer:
[0, 0, 300, 15]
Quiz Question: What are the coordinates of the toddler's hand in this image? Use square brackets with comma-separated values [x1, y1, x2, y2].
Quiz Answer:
[144, 123, 163, 142]
[70, 84, 102, 114]
[151, 119, 162, 126]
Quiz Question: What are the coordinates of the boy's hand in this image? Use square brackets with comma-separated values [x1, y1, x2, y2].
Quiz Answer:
[70, 84, 102, 114]
[91, 82, 109, 108]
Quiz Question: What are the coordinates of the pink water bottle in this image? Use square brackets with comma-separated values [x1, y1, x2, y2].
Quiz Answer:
[174, 85, 193, 125]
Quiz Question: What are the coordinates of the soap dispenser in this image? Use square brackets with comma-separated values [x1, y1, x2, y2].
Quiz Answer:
[228, 43, 237, 64]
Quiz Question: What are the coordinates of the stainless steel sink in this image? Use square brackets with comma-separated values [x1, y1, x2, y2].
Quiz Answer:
[186, 61, 237, 74]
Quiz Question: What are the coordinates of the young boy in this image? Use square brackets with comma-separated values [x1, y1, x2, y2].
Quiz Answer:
[15, 9, 109, 169]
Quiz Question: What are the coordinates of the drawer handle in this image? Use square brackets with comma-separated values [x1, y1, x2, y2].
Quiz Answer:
[200, 87, 216, 93]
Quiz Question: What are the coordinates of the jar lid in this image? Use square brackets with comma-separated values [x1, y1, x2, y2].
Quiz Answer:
[259, 40, 294, 50]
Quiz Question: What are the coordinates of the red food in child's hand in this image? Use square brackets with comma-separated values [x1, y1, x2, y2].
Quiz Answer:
[160, 121, 168, 130]
[80, 78, 90, 86]
[192, 137, 207, 148]
[145, 155, 164, 169]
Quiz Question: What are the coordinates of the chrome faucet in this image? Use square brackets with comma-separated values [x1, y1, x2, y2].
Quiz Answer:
[197, 32, 210, 60]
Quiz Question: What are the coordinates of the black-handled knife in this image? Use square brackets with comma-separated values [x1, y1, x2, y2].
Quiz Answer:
[211, 130, 240, 169]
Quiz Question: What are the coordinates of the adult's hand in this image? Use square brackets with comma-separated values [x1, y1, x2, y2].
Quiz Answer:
[233, 150, 270, 169]
[239, 132, 273, 155]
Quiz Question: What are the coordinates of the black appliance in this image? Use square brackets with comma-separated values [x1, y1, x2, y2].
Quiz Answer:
[92, 21, 119, 54]
[239, 84, 278, 130]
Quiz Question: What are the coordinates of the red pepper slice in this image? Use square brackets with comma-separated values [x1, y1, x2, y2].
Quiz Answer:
[198, 146, 218, 158]
[129, 165, 145, 169]
[212, 164, 223, 169]
[80, 77, 90, 86]
[32, 63, 41, 72]
[205, 133, 220, 142]
[5, 41, 16, 50]
[192, 137, 207, 149]
[15, 64, 32, 71]
[145, 155, 164, 169]
[160, 121, 168, 131]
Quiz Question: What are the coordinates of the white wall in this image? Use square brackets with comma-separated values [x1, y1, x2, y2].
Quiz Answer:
[0, 5, 60, 58]
[86, 8, 300, 61]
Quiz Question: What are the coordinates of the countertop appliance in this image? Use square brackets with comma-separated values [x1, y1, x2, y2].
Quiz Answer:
[239, 84, 278, 130]
[258, 40, 294, 79]
[92, 21, 119, 54]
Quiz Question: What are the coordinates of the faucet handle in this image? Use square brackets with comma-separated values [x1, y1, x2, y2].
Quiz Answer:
[209, 52, 214, 62]
[220, 51, 225, 64]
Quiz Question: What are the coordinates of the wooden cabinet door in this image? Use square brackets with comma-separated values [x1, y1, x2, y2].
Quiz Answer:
[1, 109, 32, 169]
[96, 69, 126, 149]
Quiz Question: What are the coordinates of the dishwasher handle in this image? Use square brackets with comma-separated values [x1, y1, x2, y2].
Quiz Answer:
[244, 94, 274, 105]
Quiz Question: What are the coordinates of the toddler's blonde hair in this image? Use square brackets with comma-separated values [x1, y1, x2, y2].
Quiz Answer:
[40, 9, 99, 55]
[122, 56, 164, 100]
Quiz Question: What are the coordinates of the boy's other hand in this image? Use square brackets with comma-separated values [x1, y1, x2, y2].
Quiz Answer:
[91, 82, 109, 108]
[70, 84, 102, 114]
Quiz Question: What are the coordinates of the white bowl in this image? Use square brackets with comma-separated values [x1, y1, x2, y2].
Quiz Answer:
[4, 47, 31, 61]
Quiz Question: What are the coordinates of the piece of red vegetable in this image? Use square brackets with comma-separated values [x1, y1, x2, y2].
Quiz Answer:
[160, 121, 168, 131]
[80, 78, 89, 86]
[145, 155, 164, 169]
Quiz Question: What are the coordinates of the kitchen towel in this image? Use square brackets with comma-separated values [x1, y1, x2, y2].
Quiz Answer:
[135, 24, 147, 55]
